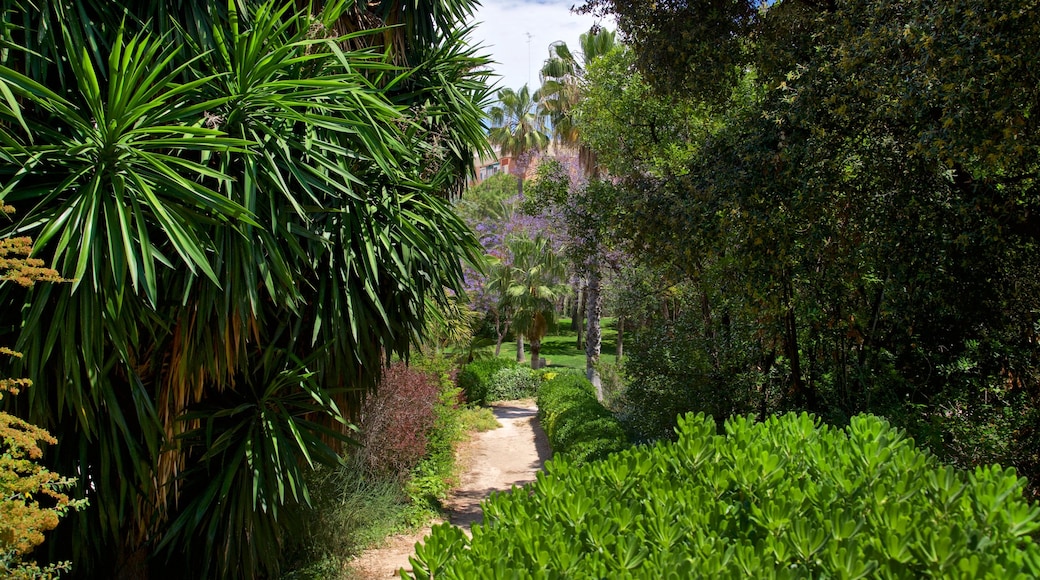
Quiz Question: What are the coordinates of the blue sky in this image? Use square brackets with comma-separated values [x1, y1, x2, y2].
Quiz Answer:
[466, 0, 615, 94]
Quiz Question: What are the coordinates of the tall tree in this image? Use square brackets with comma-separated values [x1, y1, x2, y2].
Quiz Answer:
[503, 235, 568, 370]
[539, 27, 616, 175]
[0, 0, 492, 576]
[533, 28, 617, 391]
[488, 84, 549, 195]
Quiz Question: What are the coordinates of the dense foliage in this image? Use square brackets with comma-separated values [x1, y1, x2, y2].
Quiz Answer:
[456, 358, 519, 406]
[409, 412, 1040, 579]
[577, 0, 1040, 492]
[0, 0, 491, 576]
[356, 363, 441, 479]
[536, 372, 627, 465]
[484, 366, 540, 401]
[285, 354, 472, 577]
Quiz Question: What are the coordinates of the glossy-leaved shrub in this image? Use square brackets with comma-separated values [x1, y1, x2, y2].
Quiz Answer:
[536, 372, 628, 465]
[408, 412, 1040, 579]
[485, 366, 540, 401]
[456, 358, 517, 406]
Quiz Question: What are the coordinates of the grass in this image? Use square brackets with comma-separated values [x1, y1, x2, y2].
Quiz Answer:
[495, 317, 625, 371]
[281, 459, 418, 580]
[458, 405, 502, 432]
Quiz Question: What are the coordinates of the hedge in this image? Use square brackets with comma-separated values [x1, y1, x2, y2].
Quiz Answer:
[536, 372, 628, 466]
[407, 412, 1040, 579]
[456, 358, 517, 406]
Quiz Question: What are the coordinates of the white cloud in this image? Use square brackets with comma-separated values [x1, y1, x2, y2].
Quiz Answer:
[465, 0, 615, 94]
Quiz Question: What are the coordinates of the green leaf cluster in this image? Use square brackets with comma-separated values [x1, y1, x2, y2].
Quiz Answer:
[536, 371, 628, 465]
[408, 412, 1040, 578]
[484, 366, 540, 402]
[456, 358, 518, 406]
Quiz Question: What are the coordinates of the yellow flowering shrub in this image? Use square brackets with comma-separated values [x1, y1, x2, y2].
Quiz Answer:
[1, 206, 80, 578]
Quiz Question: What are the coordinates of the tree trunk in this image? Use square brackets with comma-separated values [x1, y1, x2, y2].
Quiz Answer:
[115, 545, 150, 580]
[781, 271, 812, 409]
[616, 315, 624, 361]
[575, 283, 585, 350]
[570, 287, 580, 330]
[494, 310, 505, 356]
[516, 333, 525, 363]
[530, 339, 542, 370]
[586, 263, 603, 400]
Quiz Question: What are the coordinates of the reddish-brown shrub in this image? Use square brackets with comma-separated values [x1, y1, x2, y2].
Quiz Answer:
[357, 363, 440, 478]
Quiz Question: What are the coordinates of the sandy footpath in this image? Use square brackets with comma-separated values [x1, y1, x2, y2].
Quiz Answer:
[347, 400, 550, 579]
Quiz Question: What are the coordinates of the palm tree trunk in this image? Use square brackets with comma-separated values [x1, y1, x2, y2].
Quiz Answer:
[570, 288, 579, 330]
[493, 308, 506, 356]
[616, 315, 624, 360]
[575, 283, 585, 350]
[516, 333, 526, 363]
[495, 330, 505, 357]
[585, 263, 602, 400]
[530, 339, 542, 370]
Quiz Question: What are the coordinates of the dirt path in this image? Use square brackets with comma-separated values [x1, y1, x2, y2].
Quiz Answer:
[347, 400, 550, 579]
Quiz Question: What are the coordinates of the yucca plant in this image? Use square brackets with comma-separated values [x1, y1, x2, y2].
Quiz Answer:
[0, 0, 491, 577]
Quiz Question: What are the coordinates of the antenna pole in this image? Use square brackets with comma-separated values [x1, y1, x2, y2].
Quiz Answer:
[526, 32, 533, 86]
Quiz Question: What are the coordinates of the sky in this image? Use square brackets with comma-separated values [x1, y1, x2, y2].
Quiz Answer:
[466, 0, 615, 94]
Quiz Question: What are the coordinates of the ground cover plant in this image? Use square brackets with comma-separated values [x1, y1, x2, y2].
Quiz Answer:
[408, 412, 1040, 579]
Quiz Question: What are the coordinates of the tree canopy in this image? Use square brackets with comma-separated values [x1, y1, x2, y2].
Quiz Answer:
[576, 0, 1040, 491]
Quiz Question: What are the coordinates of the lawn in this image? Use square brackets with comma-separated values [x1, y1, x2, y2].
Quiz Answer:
[494, 317, 624, 371]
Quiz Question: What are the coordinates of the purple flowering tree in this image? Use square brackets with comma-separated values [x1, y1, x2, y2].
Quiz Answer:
[525, 157, 626, 398]
[456, 173, 560, 360]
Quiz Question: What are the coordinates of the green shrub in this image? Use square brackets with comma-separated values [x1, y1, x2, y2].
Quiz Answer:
[402, 354, 467, 517]
[619, 312, 770, 443]
[457, 358, 517, 406]
[485, 366, 540, 401]
[408, 412, 1040, 579]
[284, 355, 467, 577]
[536, 372, 628, 465]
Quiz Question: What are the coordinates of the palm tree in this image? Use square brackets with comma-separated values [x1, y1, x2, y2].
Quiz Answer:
[503, 235, 568, 370]
[0, 1, 491, 577]
[483, 253, 515, 357]
[539, 28, 617, 176]
[538, 28, 616, 395]
[488, 84, 549, 195]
